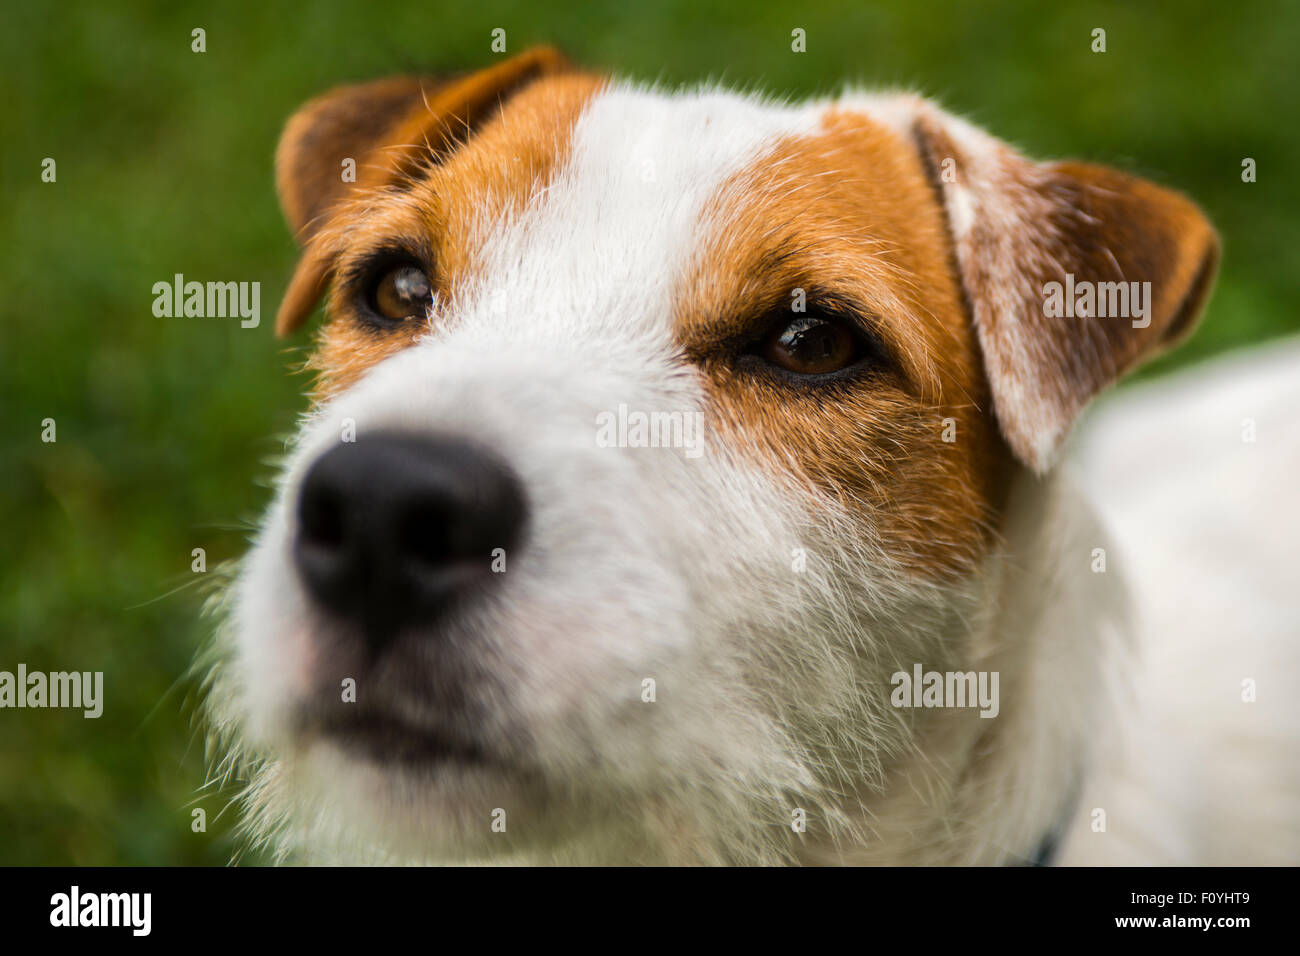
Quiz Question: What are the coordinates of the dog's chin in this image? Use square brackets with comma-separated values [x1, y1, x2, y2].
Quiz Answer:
[281, 728, 550, 862]
[275, 692, 708, 863]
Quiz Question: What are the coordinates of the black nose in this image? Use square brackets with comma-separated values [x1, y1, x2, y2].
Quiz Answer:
[293, 432, 527, 648]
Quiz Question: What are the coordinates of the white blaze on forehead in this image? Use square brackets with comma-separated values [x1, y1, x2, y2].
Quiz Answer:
[464, 84, 823, 344]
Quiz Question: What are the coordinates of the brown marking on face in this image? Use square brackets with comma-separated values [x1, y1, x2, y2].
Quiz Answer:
[678, 109, 1014, 578]
[275, 47, 577, 337]
[298, 73, 605, 398]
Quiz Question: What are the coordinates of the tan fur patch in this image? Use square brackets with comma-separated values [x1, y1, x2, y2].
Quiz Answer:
[678, 109, 1013, 578]
[301, 73, 605, 397]
[274, 47, 578, 337]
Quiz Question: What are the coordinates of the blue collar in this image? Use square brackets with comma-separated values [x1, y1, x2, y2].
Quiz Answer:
[1016, 790, 1079, 866]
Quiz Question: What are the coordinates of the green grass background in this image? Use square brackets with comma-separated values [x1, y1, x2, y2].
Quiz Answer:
[1, 0, 1296, 864]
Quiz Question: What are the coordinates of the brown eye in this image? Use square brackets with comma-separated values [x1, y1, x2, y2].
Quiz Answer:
[761, 314, 862, 375]
[371, 265, 431, 322]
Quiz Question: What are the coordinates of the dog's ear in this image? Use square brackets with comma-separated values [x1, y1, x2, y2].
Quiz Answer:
[909, 102, 1219, 473]
[273, 46, 571, 335]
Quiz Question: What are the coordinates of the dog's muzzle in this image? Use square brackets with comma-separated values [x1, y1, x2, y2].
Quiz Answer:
[292, 432, 528, 650]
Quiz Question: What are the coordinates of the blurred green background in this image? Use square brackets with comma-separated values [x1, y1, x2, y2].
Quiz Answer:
[1, 0, 1296, 865]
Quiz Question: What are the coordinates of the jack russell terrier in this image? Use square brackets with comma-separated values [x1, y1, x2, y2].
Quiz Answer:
[204, 47, 1300, 865]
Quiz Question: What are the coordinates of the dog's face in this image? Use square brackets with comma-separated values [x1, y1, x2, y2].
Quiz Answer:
[214, 49, 1217, 864]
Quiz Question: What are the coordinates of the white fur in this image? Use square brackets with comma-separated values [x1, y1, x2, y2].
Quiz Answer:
[1058, 336, 1300, 864]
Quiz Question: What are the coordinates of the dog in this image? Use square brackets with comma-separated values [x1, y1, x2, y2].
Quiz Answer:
[204, 47, 1300, 865]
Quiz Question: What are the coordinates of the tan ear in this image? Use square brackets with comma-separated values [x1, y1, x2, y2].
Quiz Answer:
[910, 104, 1219, 473]
[273, 46, 571, 335]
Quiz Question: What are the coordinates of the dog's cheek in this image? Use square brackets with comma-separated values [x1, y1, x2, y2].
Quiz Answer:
[697, 367, 1007, 580]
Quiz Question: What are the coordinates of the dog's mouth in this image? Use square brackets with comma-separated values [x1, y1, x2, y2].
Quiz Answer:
[300, 707, 493, 769]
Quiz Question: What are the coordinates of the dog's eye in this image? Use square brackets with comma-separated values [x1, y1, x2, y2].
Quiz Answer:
[759, 314, 864, 375]
[370, 265, 432, 322]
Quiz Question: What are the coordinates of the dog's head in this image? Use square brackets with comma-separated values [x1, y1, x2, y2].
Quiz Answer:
[212, 48, 1217, 864]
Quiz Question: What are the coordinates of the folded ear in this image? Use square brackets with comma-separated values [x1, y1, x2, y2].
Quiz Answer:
[909, 102, 1219, 473]
[273, 46, 571, 335]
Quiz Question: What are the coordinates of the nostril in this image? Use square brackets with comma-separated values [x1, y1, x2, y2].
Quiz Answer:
[399, 501, 453, 567]
[300, 485, 346, 550]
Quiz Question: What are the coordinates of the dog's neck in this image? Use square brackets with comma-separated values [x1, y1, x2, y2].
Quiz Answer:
[795, 468, 1129, 865]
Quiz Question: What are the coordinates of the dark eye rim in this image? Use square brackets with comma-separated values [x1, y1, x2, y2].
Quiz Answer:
[738, 303, 892, 386]
[343, 245, 435, 330]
